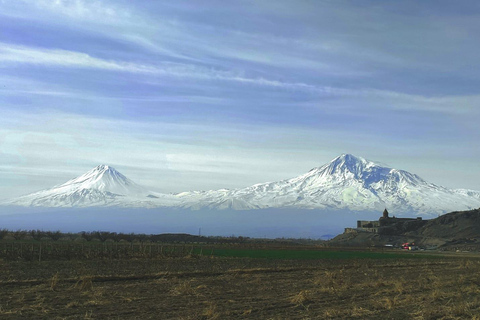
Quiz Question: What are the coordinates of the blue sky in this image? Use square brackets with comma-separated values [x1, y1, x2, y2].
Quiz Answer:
[1, 0, 480, 199]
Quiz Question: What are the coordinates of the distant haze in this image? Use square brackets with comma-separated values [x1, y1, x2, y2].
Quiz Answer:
[0, 207, 375, 239]
[1, 1, 480, 200]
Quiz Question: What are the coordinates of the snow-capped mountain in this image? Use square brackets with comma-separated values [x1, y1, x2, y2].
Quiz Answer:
[174, 154, 480, 215]
[5, 165, 175, 207]
[5, 155, 480, 215]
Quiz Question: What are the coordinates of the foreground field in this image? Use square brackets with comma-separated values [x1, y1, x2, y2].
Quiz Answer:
[1, 249, 480, 319]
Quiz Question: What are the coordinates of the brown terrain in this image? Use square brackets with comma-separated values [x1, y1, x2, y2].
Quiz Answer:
[330, 208, 480, 251]
[1, 250, 480, 319]
[1, 208, 480, 319]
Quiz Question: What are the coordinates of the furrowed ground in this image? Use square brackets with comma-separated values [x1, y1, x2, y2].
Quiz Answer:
[1, 245, 480, 319]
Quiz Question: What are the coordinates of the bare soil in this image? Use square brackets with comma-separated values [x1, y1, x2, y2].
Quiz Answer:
[1, 253, 480, 319]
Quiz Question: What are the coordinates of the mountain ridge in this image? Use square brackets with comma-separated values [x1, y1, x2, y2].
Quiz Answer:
[174, 154, 480, 214]
[4, 154, 480, 215]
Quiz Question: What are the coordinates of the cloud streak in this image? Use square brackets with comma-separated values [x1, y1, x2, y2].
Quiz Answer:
[0, 43, 352, 93]
[2, 42, 479, 117]
[8, 0, 134, 25]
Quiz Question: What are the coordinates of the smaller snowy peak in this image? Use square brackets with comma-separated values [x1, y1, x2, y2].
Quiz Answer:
[5, 165, 166, 207]
[67, 164, 120, 181]
[93, 164, 111, 171]
[54, 164, 146, 196]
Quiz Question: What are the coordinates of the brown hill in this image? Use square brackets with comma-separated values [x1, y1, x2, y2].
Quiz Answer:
[410, 208, 480, 240]
[329, 208, 480, 251]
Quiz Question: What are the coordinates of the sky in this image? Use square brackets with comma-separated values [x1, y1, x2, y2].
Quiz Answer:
[1, 0, 480, 200]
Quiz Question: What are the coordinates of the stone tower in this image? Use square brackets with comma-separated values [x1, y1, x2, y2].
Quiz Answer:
[382, 208, 389, 219]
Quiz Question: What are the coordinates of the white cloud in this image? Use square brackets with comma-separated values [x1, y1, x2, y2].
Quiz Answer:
[0, 44, 155, 72]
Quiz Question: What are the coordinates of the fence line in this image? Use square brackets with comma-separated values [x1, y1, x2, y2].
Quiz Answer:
[0, 242, 212, 261]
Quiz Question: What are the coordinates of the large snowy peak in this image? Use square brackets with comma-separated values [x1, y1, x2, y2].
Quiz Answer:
[177, 154, 480, 215]
[311, 154, 423, 189]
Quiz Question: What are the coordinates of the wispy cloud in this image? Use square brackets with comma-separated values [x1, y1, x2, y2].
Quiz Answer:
[0, 43, 337, 92]
[9, 0, 133, 24]
[0, 43, 158, 73]
[2, 42, 478, 117]
[0, 0, 190, 61]
[0, 0, 384, 76]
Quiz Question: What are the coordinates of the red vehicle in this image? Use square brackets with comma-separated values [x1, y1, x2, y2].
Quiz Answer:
[401, 242, 418, 250]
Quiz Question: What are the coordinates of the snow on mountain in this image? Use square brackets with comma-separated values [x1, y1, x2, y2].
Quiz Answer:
[5, 155, 480, 215]
[453, 189, 480, 199]
[174, 154, 480, 215]
[5, 165, 176, 207]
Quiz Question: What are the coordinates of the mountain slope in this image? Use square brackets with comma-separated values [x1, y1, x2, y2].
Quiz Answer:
[413, 208, 480, 240]
[175, 154, 480, 215]
[329, 208, 480, 249]
[6, 165, 174, 207]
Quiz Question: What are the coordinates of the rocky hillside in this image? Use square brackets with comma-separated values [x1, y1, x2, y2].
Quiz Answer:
[411, 208, 480, 240]
[329, 208, 480, 250]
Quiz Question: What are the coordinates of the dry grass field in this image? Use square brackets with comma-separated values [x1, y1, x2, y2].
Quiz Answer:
[1, 249, 480, 319]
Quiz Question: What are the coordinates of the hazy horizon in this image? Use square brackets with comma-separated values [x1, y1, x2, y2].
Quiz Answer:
[0, 206, 381, 239]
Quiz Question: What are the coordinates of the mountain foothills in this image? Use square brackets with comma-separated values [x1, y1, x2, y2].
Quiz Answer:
[5, 154, 480, 216]
[330, 208, 480, 250]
